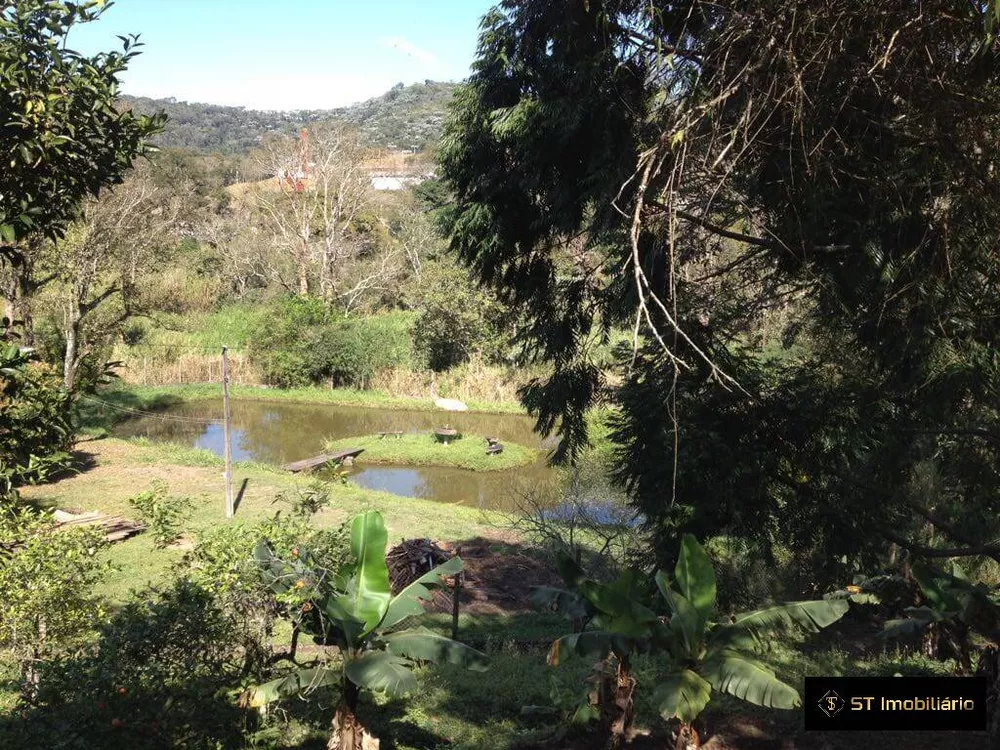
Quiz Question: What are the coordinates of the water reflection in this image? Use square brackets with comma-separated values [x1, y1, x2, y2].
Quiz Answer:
[113, 398, 559, 510]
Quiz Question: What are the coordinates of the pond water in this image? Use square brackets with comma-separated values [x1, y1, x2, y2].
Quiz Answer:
[112, 398, 561, 510]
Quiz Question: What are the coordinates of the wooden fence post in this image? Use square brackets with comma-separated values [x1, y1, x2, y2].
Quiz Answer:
[222, 346, 234, 518]
[451, 548, 462, 641]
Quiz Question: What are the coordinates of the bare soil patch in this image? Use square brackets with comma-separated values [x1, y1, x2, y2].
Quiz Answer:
[423, 536, 562, 616]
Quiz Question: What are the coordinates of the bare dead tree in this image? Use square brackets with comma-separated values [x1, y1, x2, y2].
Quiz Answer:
[252, 134, 315, 296]
[201, 209, 273, 298]
[310, 124, 370, 302]
[251, 125, 370, 300]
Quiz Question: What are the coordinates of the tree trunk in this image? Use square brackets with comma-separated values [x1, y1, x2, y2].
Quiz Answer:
[11, 266, 36, 346]
[320, 244, 333, 301]
[953, 623, 973, 675]
[63, 303, 81, 390]
[297, 234, 310, 296]
[608, 654, 636, 748]
[675, 723, 701, 750]
[923, 623, 940, 659]
[328, 679, 379, 750]
[288, 623, 300, 663]
[298, 257, 309, 296]
[21, 615, 46, 704]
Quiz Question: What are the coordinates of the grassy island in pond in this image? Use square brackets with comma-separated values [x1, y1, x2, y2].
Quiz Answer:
[325, 433, 538, 472]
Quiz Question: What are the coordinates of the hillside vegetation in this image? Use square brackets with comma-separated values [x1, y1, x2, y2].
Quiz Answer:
[123, 81, 457, 154]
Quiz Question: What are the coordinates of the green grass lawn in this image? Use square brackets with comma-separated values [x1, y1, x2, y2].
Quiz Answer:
[324, 432, 537, 472]
[18, 437, 508, 603]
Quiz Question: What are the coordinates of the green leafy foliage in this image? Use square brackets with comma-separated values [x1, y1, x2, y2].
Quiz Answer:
[246, 510, 488, 745]
[13, 579, 251, 749]
[880, 561, 1000, 669]
[440, 0, 1000, 586]
[272, 477, 337, 517]
[326, 313, 414, 388]
[127, 480, 191, 548]
[179, 512, 352, 677]
[538, 534, 848, 736]
[520, 671, 601, 727]
[0, 342, 73, 494]
[249, 297, 412, 388]
[0, 0, 164, 249]
[412, 262, 506, 371]
[0, 506, 109, 692]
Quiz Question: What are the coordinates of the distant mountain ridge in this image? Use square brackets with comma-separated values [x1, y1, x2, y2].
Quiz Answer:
[122, 80, 458, 154]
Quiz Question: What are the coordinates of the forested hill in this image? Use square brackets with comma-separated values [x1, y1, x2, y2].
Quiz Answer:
[122, 80, 457, 154]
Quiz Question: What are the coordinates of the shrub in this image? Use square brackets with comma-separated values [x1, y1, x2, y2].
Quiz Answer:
[127, 480, 192, 548]
[326, 312, 413, 388]
[180, 512, 353, 675]
[411, 262, 505, 371]
[0, 506, 109, 700]
[0, 341, 74, 494]
[537, 535, 849, 746]
[273, 480, 331, 517]
[246, 510, 488, 750]
[17, 579, 249, 750]
[248, 296, 412, 388]
[120, 320, 147, 346]
[249, 296, 333, 387]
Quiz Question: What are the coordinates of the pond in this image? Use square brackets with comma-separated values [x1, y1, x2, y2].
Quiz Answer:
[112, 398, 561, 510]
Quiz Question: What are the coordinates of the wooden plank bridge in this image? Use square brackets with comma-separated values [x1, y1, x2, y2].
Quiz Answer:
[282, 448, 364, 473]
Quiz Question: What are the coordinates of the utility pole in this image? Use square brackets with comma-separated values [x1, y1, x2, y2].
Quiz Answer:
[222, 346, 234, 518]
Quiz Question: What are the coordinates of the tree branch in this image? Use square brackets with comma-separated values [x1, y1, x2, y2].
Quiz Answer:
[880, 529, 1000, 565]
[79, 284, 121, 315]
[643, 200, 779, 251]
[907, 427, 1000, 446]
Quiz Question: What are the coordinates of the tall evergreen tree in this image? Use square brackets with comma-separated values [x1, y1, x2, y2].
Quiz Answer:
[440, 0, 1000, 579]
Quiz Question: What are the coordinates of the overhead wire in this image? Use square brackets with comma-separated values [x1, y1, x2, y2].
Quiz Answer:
[116, 343, 248, 352]
[79, 395, 223, 425]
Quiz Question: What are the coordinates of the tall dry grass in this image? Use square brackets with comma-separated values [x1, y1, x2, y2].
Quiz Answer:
[113, 349, 262, 386]
[112, 345, 540, 404]
[371, 358, 542, 403]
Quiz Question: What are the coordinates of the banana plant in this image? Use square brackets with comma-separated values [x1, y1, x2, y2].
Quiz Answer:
[537, 535, 849, 749]
[880, 560, 1000, 672]
[244, 510, 489, 750]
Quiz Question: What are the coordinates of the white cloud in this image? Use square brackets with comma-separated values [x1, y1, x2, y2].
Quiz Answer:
[383, 36, 439, 67]
[121, 71, 399, 111]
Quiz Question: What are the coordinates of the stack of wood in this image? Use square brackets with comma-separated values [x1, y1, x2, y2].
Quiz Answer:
[386, 538, 452, 594]
[52, 509, 145, 544]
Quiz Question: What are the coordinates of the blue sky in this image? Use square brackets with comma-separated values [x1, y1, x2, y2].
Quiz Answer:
[68, 0, 495, 110]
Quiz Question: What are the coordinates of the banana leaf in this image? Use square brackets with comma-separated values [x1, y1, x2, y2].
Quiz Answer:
[675, 534, 717, 626]
[530, 585, 591, 619]
[243, 667, 340, 708]
[702, 649, 800, 709]
[345, 650, 417, 696]
[718, 598, 848, 640]
[347, 510, 392, 634]
[381, 555, 463, 631]
[654, 669, 713, 724]
[547, 630, 635, 666]
[382, 626, 489, 670]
